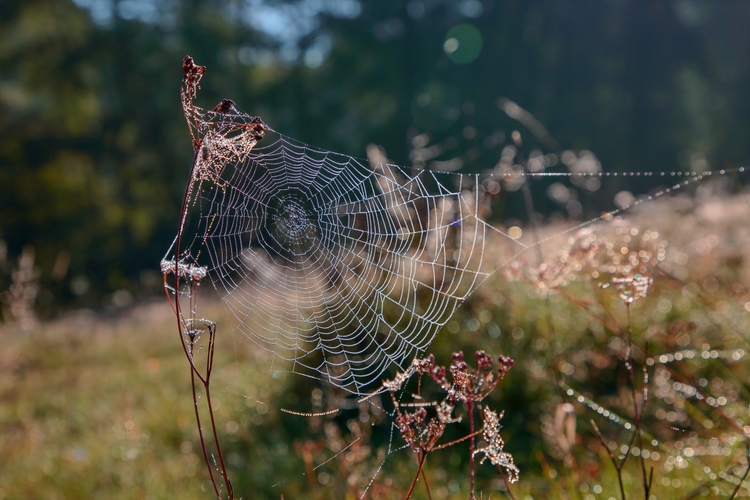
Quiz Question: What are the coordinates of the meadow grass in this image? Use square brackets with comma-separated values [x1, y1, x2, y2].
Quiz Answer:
[0, 303, 211, 499]
[2, 190, 749, 499]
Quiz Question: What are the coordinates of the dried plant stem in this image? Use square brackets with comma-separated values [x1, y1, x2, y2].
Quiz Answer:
[728, 442, 750, 500]
[420, 467, 433, 500]
[591, 304, 652, 500]
[634, 394, 653, 499]
[497, 466, 518, 500]
[591, 419, 629, 500]
[624, 304, 652, 499]
[168, 131, 234, 498]
[205, 383, 233, 498]
[185, 324, 234, 499]
[169, 67, 235, 497]
[431, 429, 483, 452]
[191, 368, 221, 499]
[405, 451, 429, 500]
[468, 399, 476, 500]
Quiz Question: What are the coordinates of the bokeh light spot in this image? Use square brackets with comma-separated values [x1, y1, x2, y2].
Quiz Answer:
[444, 24, 483, 64]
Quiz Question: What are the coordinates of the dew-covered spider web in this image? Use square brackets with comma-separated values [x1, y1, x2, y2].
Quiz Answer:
[168, 117, 515, 394]
[164, 57, 746, 397]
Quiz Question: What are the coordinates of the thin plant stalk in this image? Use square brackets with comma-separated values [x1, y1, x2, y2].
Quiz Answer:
[192, 366, 221, 499]
[420, 467, 433, 500]
[204, 346, 234, 498]
[591, 419, 629, 500]
[497, 466, 518, 500]
[431, 429, 482, 452]
[173, 189, 234, 500]
[468, 399, 476, 500]
[591, 302, 652, 500]
[405, 451, 429, 500]
[728, 442, 750, 500]
[164, 56, 235, 500]
[624, 304, 653, 498]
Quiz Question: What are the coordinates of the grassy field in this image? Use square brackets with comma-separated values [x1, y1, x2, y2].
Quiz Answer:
[2, 190, 750, 499]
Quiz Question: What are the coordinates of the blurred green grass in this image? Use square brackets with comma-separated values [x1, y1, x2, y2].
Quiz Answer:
[0, 304, 209, 499]
[2, 191, 750, 499]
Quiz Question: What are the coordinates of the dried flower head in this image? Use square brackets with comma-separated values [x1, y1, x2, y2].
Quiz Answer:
[160, 257, 208, 282]
[379, 351, 517, 498]
[473, 407, 520, 483]
[440, 350, 513, 404]
[610, 273, 653, 304]
[505, 218, 666, 301]
[382, 355, 437, 392]
[180, 55, 265, 191]
[383, 351, 515, 449]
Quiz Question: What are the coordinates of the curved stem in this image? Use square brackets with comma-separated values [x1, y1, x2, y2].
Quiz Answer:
[729, 443, 750, 500]
[173, 147, 201, 369]
[172, 60, 235, 500]
[405, 451, 428, 500]
[421, 467, 432, 500]
[205, 333, 233, 499]
[497, 466, 518, 500]
[468, 400, 476, 500]
[192, 367, 221, 499]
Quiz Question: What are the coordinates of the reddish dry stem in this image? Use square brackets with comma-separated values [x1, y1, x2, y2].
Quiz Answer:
[468, 400, 476, 500]
[404, 451, 429, 500]
[431, 429, 483, 452]
[173, 55, 235, 500]
[497, 465, 519, 500]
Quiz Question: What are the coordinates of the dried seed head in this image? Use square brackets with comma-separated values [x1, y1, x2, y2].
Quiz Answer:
[383, 369, 412, 392]
[182, 55, 206, 93]
[212, 99, 237, 115]
[431, 365, 448, 387]
[452, 361, 468, 373]
[497, 355, 515, 376]
[473, 407, 520, 483]
[160, 258, 208, 282]
[436, 400, 460, 424]
[475, 350, 493, 370]
[416, 354, 436, 374]
[612, 272, 653, 303]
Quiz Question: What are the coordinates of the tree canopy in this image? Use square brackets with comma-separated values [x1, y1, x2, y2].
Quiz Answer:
[1, 0, 748, 312]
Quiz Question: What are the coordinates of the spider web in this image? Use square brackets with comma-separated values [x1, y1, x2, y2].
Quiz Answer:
[164, 63, 743, 396]
[172, 119, 514, 394]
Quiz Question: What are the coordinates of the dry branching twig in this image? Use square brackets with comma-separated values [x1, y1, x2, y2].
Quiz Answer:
[381, 350, 517, 500]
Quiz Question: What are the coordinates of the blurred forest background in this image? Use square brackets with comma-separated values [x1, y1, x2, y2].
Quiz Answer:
[2, 0, 750, 316]
[4, 2, 750, 499]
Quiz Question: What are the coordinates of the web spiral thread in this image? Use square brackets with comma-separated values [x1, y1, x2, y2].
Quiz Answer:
[175, 122, 500, 394]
